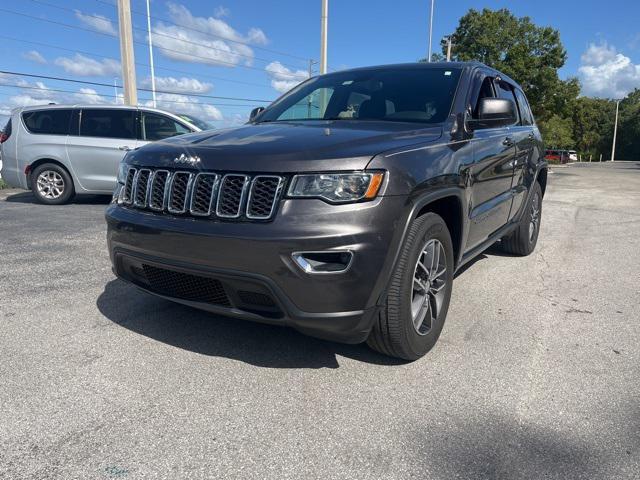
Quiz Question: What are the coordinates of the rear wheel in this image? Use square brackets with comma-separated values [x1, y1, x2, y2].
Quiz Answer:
[367, 213, 454, 361]
[501, 181, 542, 256]
[30, 163, 74, 205]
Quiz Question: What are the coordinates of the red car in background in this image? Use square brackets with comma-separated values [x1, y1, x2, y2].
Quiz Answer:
[545, 149, 577, 164]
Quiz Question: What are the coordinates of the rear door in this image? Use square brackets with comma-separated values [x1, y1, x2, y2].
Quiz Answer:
[465, 74, 517, 251]
[65, 108, 137, 192]
[510, 87, 537, 218]
[137, 110, 193, 146]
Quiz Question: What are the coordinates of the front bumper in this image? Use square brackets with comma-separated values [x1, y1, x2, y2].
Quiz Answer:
[106, 195, 409, 343]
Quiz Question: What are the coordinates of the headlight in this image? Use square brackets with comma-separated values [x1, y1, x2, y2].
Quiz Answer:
[288, 172, 384, 203]
[117, 162, 129, 184]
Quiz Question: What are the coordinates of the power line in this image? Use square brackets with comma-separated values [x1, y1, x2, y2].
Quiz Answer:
[1, 34, 274, 89]
[0, 84, 257, 108]
[0, 7, 305, 78]
[91, 0, 311, 63]
[0, 71, 273, 103]
[27, 0, 308, 72]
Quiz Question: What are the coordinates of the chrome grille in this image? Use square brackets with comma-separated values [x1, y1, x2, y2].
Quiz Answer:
[119, 168, 283, 221]
[149, 170, 169, 211]
[247, 176, 284, 219]
[168, 172, 192, 214]
[133, 169, 151, 207]
[190, 173, 219, 216]
[216, 174, 250, 218]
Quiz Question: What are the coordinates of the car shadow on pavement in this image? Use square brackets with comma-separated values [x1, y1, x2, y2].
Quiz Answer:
[4, 191, 112, 204]
[97, 279, 406, 369]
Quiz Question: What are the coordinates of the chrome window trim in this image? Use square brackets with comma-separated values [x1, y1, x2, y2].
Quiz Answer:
[148, 169, 170, 211]
[167, 171, 194, 215]
[246, 175, 284, 220]
[133, 168, 152, 208]
[216, 174, 251, 219]
[189, 173, 220, 217]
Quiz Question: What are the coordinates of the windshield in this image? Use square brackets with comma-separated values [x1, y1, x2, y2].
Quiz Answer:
[177, 114, 212, 131]
[257, 67, 462, 125]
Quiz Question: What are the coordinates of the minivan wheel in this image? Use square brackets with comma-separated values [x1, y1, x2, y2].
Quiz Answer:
[30, 163, 74, 205]
[367, 212, 454, 361]
[500, 181, 542, 256]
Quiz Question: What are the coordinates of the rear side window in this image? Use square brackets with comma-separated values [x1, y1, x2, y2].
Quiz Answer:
[140, 112, 190, 141]
[80, 109, 135, 139]
[22, 109, 72, 135]
[514, 89, 534, 126]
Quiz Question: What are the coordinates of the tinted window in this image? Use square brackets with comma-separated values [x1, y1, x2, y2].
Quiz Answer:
[22, 109, 72, 135]
[259, 67, 462, 124]
[141, 112, 190, 141]
[473, 77, 496, 119]
[80, 109, 135, 139]
[495, 80, 519, 124]
[514, 89, 534, 126]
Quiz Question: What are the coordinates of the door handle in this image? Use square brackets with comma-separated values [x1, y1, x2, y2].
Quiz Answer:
[118, 145, 131, 151]
[503, 137, 514, 147]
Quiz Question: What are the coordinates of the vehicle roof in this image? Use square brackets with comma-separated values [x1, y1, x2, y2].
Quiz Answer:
[17, 104, 181, 115]
[321, 61, 523, 91]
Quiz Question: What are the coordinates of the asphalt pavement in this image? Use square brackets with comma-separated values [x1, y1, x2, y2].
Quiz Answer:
[0, 162, 638, 479]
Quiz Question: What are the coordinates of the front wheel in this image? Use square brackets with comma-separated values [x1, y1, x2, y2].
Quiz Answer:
[30, 163, 75, 205]
[367, 212, 454, 361]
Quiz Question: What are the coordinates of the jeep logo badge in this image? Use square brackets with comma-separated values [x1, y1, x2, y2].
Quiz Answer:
[174, 153, 200, 164]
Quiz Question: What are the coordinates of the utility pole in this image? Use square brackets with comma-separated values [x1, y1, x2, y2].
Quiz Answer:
[427, 0, 435, 62]
[320, 0, 328, 74]
[611, 99, 620, 162]
[145, 0, 156, 108]
[117, 0, 137, 105]
[444, 35, 453, 61]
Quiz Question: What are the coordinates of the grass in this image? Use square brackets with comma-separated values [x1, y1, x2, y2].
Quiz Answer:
[0, 178, 10, 189]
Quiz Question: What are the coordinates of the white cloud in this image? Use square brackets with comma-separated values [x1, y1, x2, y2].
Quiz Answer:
[142, 76, 213, 94]
[74, 88, 107, 104]
[265, 61, 309, 93]
[144, 93, 223, 122]
[75, 10, 117, 35]
[579, 42, 640, 98]
[23, 50, 47, 64]
[152, 3, 268, 67]
[214, 6, 230, 18]
[54, 54, 121, 77]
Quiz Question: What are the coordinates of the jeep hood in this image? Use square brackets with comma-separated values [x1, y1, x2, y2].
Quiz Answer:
[129, 121, 443, 172]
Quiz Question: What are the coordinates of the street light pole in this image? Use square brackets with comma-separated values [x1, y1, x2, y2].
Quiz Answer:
[611, 99, 620, 162]
[320, 0, 328, 74]
[145, 0, 157, 108]
[116, 0, 137, 105]
[427, 0, 434, 62]
[444, 35, 453, 61]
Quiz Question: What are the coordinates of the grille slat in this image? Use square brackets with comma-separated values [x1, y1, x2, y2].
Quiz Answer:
[122, 168, 282, 220]
[247, 176, 283, 219]
[190, 173, 219, 216]
[142, 264, 231, 306]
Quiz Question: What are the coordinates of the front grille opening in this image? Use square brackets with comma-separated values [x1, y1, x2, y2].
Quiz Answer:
[168, 172, 191, 214]
[149, 170, 169, 210]
[141, 264, 231, 307]
[247, 176, 282, 219]
[134, 169, 151, 207]
[216, 175, 248, 218]
[190, 174, 218, 216]
[122, 168, 136, 204]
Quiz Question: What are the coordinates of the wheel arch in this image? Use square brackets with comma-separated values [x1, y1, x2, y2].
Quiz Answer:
[26, 158, 75, 191]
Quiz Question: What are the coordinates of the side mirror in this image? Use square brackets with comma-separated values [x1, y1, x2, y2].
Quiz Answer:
[249, 106, 265, 123]
[468, 98, 517, 129]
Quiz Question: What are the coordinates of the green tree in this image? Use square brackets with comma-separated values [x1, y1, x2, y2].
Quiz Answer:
[540, 115, 574, 149]
[616, 89, 640, 160]
[572, 97, 615, 157]
[447, 8, 578, 124]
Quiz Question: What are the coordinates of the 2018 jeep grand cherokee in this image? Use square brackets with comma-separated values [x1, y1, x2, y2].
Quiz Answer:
[106, 62, 546, 360]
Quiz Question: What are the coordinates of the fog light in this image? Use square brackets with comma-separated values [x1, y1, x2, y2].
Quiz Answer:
[292, 251, 353, 274]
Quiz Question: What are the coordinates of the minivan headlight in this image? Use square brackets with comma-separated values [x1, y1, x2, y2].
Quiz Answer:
[288, 172, 384, 203]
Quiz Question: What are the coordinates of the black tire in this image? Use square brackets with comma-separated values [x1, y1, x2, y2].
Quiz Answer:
[30, 163, 75, 205]
[367, 212, 454, 361]
[501, 181, 542, 256]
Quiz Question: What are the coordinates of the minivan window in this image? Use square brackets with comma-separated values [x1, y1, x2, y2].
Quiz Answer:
[22, 109, 72, 135]
[80, 109, 135, 139]
[258, 67, 462, 124]
[141, 112, 190, 141]
[514, 89, 534, 126]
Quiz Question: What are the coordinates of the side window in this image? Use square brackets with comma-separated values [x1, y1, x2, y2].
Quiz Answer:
[80, 109, 135, 139]
[514, 89, 534, 126]
[141, 112, 190, 141]
[472, 77, 496, 120]
[494, 80, 519, 125]
[22, 109, 72, 135]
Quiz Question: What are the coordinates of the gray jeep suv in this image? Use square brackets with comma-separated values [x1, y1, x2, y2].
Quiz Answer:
[106, 62, 547, 360]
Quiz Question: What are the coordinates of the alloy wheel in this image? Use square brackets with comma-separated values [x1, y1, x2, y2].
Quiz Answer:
[36, 170, 65, 200]
[411, 239, 447, 335]
[529, 192, 541, 242]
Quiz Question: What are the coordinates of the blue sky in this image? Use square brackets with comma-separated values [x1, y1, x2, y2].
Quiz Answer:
[1, 0, 639, 126]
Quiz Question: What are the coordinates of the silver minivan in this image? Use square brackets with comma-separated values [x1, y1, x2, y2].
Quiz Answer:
[0, 104, 205, 204]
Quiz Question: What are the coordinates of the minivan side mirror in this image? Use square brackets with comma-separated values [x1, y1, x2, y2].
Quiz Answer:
[249, 107, 265, 123]
[468, 98, 517, 129]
